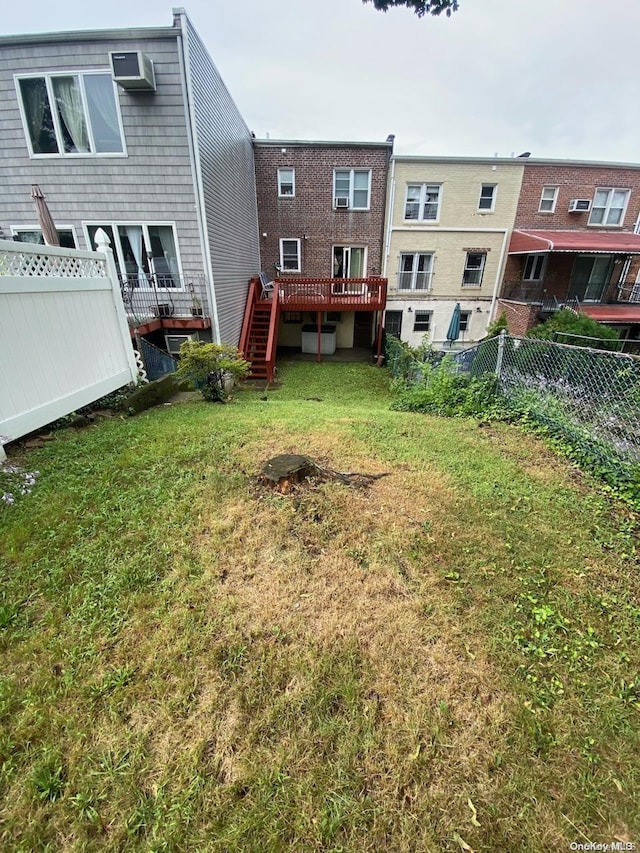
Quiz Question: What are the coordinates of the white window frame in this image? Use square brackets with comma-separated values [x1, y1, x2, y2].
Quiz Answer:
[333, 169, 371, 210]
[15, 71, 126, 159]
[462, 252, 486, 287]
[478, 184, 497, 213]
[413, 310, 432, 333]
[459, 311, 471, 333]
[277, 168, 295, 197]
[11, 225, 78, 248]
[404, 183, 442, 222]
[538, 186, 559, 213]
[588, 188, 630, 227]
[279, 238, 301, 273]
[82, 221, 184, 289]
[523, 253, 547, 282]
[332, 245, 368, 279]
[397, 252, 434, 291]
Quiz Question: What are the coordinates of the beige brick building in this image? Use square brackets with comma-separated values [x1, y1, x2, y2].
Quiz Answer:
[383, 156, 525, 348]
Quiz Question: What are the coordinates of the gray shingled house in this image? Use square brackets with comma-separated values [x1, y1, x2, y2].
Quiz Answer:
[0, 8, 260, 353]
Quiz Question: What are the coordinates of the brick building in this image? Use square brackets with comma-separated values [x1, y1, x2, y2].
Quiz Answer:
[497, 160, 640, 342]
[252, 138, 392, 352]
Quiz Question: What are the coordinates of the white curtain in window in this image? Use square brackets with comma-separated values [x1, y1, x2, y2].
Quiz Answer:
[125, 226, 149, 287]
[84, 74, 123, 153]
[53, 77, 89, 153]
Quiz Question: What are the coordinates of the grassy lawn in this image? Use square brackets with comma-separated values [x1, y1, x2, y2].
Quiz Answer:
[1, 361, 638, 852]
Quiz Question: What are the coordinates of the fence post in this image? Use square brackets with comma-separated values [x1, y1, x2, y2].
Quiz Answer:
[495, 329, 507, 383]
[94, 228, 138, 384]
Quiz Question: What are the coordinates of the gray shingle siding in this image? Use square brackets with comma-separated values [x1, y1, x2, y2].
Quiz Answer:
[0, 34, 204, 280]
[182, 15, 260, 346]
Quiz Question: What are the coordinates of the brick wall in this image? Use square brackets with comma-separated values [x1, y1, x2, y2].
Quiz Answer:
[254, 142, 391, 278]
[516, 163, 640, 231]
[496, 300, 540, 335]
[506, 163, 640, 301]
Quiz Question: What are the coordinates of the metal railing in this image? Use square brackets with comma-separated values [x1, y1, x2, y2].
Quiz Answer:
[119, 274, 210, 325]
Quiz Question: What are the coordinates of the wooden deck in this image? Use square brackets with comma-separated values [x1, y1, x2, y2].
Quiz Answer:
[275, 277, 387, 311]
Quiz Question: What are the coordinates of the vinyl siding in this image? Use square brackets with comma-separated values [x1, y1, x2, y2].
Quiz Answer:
[0, 35, 204, 281]
[182, 15, 260, 346]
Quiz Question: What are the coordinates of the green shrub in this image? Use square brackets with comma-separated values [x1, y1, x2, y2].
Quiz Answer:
[391, 357, 502, 417]
[527, 309, 620, 350]
[176, 341, 250, 402]
[485, 311, 509, 338]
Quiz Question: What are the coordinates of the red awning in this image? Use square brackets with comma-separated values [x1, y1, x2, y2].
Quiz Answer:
[580, 304, 640, 324]
[508, 229, 640, 255]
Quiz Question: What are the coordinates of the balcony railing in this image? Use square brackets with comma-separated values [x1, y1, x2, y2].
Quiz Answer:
[119, 274, 210, 325]
[397, 271, 433, 292]
[275, 277, 387, 311]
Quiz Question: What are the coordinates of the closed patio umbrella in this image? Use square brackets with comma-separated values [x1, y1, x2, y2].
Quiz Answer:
[446, 302, 462, 347]
[30, 185, 59, 246]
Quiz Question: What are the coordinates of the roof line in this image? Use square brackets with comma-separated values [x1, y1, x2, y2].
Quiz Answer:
[0, 24, 178, 46]
[253, 139, 393, 149]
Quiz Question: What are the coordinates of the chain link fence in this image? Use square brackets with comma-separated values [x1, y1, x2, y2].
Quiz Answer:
[386, 333, 640, 478]
[138, 338, 177, 382]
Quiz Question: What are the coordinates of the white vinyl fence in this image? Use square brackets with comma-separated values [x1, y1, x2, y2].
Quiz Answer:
[0, 235, 138, 459]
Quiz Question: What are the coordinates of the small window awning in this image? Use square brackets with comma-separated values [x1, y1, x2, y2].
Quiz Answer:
[580, 304, 640, 324]
[509, 229, 640, 255]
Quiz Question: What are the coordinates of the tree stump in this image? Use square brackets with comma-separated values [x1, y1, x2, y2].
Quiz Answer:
[260, 454, 389, 493]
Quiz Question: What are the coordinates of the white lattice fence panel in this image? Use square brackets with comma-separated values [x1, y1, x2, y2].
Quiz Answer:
[0, 248, 107, 278]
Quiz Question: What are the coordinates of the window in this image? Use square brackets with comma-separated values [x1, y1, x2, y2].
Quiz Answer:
[325, 312, 342, 322]
[17, 72, 124, 156]
[539, 186, 558, 213]
[413, 311, 432, 332]
[462, 252, 486, 287]
[384, 310, 403, 338]
[523, 253, 546, 281]
[569, 255, 613, 301]
[398, 253, 434, 291]
[13, 228, 76, 248]
[278, 168, 295, 197]
[459, 311, 471, 333]
[279, 238, 301, 272]
[333, 169, 371, 209]
[282, 311, 303, 323]
[405, 184, 441, 221]
[589, 188, 630, 226]
[85, 223, 181, 287]
[333, 246, 366, 278]
[478, 184, 496, 212]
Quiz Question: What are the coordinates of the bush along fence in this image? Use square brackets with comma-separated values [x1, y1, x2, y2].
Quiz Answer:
[386, 332, 640, 502]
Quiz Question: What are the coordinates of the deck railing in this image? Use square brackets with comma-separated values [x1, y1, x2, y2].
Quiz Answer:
[119, 274, 210, 325]
[275, 277, 387, 310]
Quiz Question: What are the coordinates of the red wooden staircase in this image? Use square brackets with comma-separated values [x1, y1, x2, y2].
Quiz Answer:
[239, 278, 280, 382]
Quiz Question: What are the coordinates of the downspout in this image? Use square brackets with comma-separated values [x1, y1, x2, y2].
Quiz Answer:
[175, 9, 221, 343]
[489, 228, 510, 323]
[382, 156, 395, 277]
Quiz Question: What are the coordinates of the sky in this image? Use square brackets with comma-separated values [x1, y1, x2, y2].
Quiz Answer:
[4, 0, 640, 163]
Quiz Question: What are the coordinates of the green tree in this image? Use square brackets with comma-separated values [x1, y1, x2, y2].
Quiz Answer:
[527, 309, 620, 351]
[363, 0, 459, 16]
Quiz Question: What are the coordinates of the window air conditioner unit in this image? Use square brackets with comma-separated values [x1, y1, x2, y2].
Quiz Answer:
[165, 333, 198, 356]
[568, 199, 591, 213]
[109, 51, 156, 91]
[335, 197, 350, 209]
